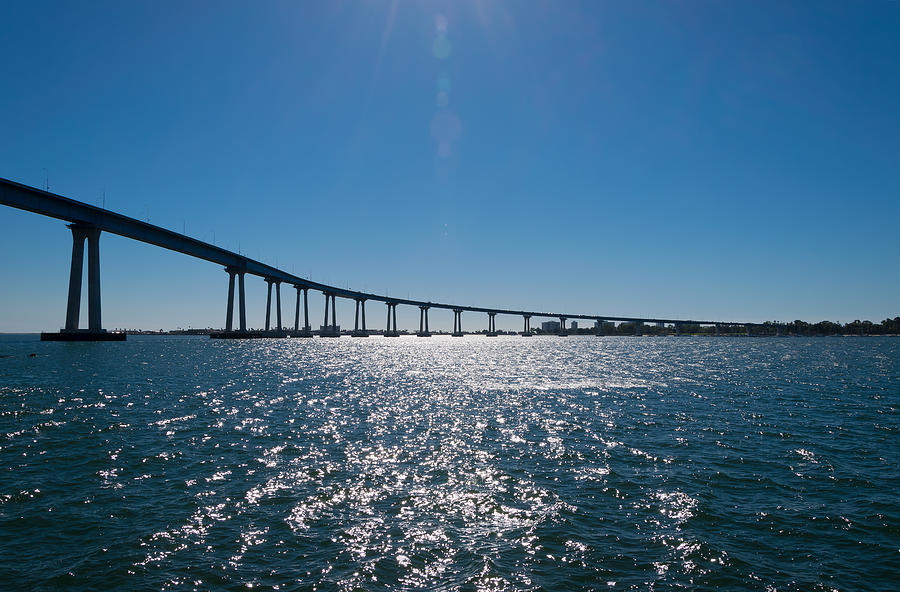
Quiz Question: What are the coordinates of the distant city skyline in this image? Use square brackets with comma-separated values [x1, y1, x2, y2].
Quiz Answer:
[1, 1, 898, 332]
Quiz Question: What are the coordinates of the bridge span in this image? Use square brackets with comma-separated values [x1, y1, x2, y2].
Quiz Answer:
[1, 177, 763, 340]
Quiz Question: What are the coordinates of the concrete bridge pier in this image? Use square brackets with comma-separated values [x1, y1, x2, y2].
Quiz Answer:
[320, 292, 339, 337]
[42, 224, 123, 341]
[352, 299, 368, 336]
[265, 279, 274, 332]
[486, 313, 498, 336]
[417, 306, 431, 336]
[384, 303, 399, 337]
[224, 268, 237, 332]
[238, 272, 247, 332]
[275, 281, 283, 335]
[212, 266, 249, 337]
[262, 279, 286, 337]
[559, 316, 568, 336]
[635, 321, 642, 336]
[521, 315, 532, 336]
[595, 319, 604, 336]
[452, 309, 464, 336]
[290, 286, 312, 337]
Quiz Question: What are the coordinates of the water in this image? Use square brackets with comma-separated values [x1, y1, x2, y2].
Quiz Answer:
[0, 335, 897, 591]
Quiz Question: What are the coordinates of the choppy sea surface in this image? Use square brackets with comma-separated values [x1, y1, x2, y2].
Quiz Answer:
[0, 335, 897, 591]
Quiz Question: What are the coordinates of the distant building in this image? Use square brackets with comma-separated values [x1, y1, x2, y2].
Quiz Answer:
[541, 320, 560, 332]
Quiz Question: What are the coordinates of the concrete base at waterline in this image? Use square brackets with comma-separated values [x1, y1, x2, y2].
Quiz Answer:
[351, 331, 369, 337]
[451, 332, 465, 337]
[210, 331, 287, 339]
[416, 331, 432, 337]
[41, 330, 126, 342]
[289, 331, 314, 338]
[520, 332, 533, 337]
[485, 332, 498, 337]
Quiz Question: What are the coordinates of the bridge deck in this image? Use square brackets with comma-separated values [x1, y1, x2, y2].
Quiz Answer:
[1, 177, 755, 327]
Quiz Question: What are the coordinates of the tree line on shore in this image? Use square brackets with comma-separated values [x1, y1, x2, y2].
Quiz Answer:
[778, 317, 900, 336]
[534, 317, 900, 336]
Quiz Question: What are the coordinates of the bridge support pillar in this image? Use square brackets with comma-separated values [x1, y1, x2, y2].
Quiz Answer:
[42, 224, 122, 341]
[294, 286, 300, 332]
[417, 306, 431, 336]
[385, 303, 399, 336]
[321, 293, 339, 337]
[63, 225, 86, 331]
[224, 267, 237, 332]
[86, 226, 102, 331]
[265, 279, 274, 332]
[352, 299, 368, 336]
[595, 319, 604, 336]
[292, 287, 312, 337]
[559, 317, 568, 336]
[486, 313, 498, 336]
[275, 281, 282, 334]
[452, 309, 464, 336]
[238, 272, 247, 332]
[521, 315, 532, 336]
[635, 321, 642, 336]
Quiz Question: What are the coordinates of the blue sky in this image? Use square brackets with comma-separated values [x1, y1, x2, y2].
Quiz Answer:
[1, 0, 898, 332]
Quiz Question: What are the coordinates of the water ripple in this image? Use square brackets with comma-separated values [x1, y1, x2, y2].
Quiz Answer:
[0, 335, 896, 590]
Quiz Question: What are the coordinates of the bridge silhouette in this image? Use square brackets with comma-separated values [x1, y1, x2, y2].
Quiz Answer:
[1, 177, 763, 341]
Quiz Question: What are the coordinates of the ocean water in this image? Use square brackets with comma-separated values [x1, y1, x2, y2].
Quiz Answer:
[0, 335, 897, 591]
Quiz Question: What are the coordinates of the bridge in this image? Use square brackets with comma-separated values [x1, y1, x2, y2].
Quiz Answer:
[1, 177, 766, 340]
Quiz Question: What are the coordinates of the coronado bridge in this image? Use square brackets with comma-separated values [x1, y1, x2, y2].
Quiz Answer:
[1, 177, 765, 341]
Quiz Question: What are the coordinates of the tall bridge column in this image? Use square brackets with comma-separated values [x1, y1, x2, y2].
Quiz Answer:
[265, 279, 274, 332]
[559, 316, 568, 336]
[42, 224, 122, 341]
[293, 285, 301, 332]
[86, 226, 102, 331]
[63, 225, 87, 331]
[321, 293, 339, 337]
[635, 321, 642, 336]
[224, 267, 237, 332]
[595, 319, 604, 336]
[521, 315, 532, 336]
[275, 281, 282, 334]
[417, 306, 431, 337]
[238, 272, 247, 332]
[352, 299, 368, 337]
[303, 288, 310, 334]
[293, 287, 312, 337]
[385, 303, 399, 337]
[486, 313, 498, 336]
[452, 309, 464, 336]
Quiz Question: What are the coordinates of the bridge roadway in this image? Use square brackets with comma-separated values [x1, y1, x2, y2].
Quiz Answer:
[1, 177, 758, 336]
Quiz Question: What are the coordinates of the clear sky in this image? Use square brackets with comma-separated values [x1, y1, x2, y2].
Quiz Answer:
[1, 0, 898, 332]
